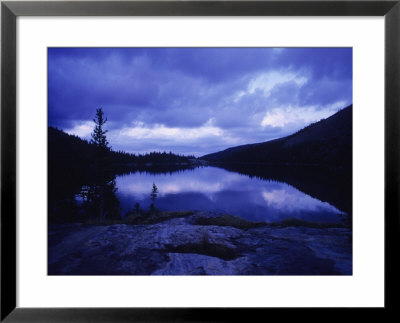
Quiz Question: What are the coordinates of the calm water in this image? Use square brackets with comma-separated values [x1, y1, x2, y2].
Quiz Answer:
[115, 166, 345, 223]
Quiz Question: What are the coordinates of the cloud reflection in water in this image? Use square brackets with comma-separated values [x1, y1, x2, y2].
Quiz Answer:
[115, 166, 344, 223]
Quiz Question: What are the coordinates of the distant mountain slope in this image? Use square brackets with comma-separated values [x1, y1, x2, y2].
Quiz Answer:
[202, 105, 352, 167]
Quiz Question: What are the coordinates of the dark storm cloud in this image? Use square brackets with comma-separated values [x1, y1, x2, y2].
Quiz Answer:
[48, 47, 352, 155]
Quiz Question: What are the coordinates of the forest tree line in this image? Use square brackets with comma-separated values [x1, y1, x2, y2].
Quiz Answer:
[48, 109, 196, 223]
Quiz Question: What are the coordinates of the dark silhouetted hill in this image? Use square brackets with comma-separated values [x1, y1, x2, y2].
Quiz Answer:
[202, 105, 352, 167]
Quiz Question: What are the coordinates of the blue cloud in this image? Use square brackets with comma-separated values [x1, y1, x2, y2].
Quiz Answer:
[48, 47, 352, 155]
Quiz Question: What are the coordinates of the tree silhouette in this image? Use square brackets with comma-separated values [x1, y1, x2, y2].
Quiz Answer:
[134, 202, 141, 215]
[48, 124, 196, 223]
[90, 108, 109, 150]
[150, 183, 159, 214]
[83, 108, 120, 220]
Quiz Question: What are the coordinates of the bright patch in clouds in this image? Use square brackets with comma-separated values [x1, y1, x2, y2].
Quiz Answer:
[261, 110, 293, 128]
[65, 121, 94, 138]
[248, 72, 308, 96]
[119, 119, 223, 142]
[261, 102, 347, 128]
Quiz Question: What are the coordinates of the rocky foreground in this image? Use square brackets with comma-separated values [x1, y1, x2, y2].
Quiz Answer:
[48, 211, 352, 275]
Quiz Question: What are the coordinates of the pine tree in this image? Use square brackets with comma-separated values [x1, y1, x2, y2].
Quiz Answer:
[150, 183, 158, 214]
[83, 108, 120, 220]
[90, 108, 109, 150]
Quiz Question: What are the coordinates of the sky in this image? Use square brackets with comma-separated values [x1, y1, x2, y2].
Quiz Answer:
[48, 47, 352, 156]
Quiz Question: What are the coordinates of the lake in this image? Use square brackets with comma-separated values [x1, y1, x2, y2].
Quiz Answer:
[115, 166, 346, 223]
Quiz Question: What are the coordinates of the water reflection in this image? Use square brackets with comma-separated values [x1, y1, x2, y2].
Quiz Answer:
[115, 166, 345, 223]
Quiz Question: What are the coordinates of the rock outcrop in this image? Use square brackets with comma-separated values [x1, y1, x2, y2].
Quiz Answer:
[48, 212, 352, 275]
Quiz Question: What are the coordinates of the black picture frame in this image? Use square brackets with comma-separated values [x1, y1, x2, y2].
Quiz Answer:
[1, 0, 399, 321]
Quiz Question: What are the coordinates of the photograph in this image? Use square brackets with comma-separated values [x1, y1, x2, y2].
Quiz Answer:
[47, 47, 353, 275]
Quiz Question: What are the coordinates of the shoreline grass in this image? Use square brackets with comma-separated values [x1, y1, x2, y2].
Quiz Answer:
[268, 218, 347, 229]
[84, 210, 194, 226]
[194, 214, 266, 230]
[82, 212, 349, 230]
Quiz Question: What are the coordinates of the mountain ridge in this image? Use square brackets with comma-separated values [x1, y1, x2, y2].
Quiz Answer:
[201, 105, 352, 167]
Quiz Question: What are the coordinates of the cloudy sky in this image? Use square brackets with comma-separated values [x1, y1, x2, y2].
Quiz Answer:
[48, 47, 352, 156]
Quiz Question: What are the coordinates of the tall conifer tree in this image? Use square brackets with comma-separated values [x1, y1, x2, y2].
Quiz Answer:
[84, 108, 120, 220]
